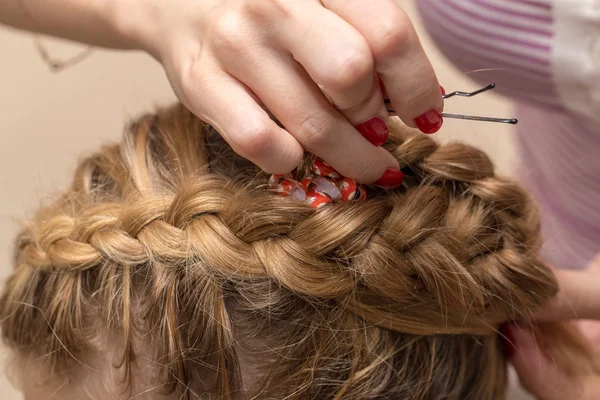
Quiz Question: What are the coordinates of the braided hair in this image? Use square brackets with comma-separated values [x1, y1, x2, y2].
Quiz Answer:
[0, 104, 559, 399]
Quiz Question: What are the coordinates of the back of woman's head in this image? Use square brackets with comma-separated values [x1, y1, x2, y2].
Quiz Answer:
[0, 104, 560, 399]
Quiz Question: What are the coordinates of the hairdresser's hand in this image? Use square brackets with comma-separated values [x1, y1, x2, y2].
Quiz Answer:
[132, 0, 443, 183]
[508, 255, 600, 399]
[509, 322, 600, 400]
[533, 255, 600, 322]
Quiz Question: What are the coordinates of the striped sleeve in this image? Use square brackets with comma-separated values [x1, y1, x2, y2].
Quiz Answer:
[416, 0, 562, 108]
[417, 0, 600, 270]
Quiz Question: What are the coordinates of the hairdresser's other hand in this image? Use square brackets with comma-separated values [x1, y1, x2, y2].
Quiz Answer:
[533, 254, 600, 322]
[508, 255, 600, 399]
[132, 0, 443, 182]
[509, 322, 600, 400]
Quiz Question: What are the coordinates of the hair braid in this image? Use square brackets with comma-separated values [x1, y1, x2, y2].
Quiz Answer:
[0, 104, 560, 399]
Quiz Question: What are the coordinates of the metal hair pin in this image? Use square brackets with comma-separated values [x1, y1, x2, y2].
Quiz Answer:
[385, 83, 518, 125]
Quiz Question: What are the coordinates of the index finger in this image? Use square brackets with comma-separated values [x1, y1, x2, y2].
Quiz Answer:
[322, 0, 444, 132]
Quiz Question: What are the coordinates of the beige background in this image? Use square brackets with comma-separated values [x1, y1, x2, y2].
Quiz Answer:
[0, 1, 526, 398]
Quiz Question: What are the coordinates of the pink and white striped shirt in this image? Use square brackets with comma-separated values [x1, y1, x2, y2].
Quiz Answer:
[417, 0, 600, 270]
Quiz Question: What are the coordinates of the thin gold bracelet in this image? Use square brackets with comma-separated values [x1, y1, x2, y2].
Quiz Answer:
[33, 37, 94, 73]
[19, 0, 94, 72]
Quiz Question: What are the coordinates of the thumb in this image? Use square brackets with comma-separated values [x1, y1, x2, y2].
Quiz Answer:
[534, 256, 600, 321]
[509, 324, 582, 400]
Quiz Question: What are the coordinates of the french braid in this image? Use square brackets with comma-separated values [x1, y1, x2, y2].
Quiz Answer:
[0, 104, 558, 399]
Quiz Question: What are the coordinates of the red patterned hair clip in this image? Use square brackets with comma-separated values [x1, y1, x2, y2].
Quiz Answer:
[269, 158, 368, 209]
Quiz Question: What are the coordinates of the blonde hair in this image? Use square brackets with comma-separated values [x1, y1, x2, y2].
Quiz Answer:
[0, 104, 561, 399]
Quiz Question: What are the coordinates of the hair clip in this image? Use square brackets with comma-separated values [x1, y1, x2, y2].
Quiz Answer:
[312, 158, 341, 179]
[385, 83, 518, 125]
[269, 160, 368, 208]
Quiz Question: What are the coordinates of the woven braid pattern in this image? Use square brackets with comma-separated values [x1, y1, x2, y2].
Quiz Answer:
[12, 106, 557, 337]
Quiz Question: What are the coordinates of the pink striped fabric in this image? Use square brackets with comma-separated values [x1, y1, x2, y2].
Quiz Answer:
[417, 0, 600, 269]
[417, 0, 560, 107]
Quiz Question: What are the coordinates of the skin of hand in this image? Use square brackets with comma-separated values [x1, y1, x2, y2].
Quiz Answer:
[508, 255, 600, 400]
[1, 0, 443, 183]
[123, 0, 444, 182]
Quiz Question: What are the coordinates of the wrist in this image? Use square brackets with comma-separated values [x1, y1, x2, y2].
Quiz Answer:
[105, 0, 160, 55]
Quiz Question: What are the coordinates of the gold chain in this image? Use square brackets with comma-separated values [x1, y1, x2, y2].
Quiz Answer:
[34, 37, 94, 73]
[19, 0, 94, 72]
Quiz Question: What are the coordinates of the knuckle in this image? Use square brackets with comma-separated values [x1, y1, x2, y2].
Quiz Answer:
[406, 86, 432, 106]
[239, 0, 270, 16]
[296, 113, 334, 150]
[371, 13, 414, 59]
[239, 0, 289, 20]
[177, 57, 205, 109]
[208, 10, 249, 52]
[328, 48, 374, 92]
[233, 122, 273, 159]
[404, 80, 440, 113]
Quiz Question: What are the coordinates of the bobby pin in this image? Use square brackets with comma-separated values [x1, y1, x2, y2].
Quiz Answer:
[385, 83, 518, 125]
[439, 113, 517, 125]
[442, 83, 496, 99]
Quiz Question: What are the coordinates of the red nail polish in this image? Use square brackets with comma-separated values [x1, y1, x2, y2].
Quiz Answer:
[355, 117, 389, 146]
[415, 110, 443, 134]
[499, 324, 516, 359]
[374, 169, 404, 188]
[440, 85, 446, 96]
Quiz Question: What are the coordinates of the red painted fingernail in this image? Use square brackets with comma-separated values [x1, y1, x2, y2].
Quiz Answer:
[499, 324, 516, 359]
[355, 117, 389, 146]
[440, 85, 446, 96]
[374, 169, 404, 188]
[415, 109, 443, 134]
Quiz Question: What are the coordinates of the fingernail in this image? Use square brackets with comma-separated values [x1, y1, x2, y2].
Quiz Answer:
[374, 169, 405, 188]
[355, 117, 389, 146]
[440, 85, 446, 96]
[312, 158, 341, 179]
[499, 324, 516, 359]
[415, 110, 443, 134]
